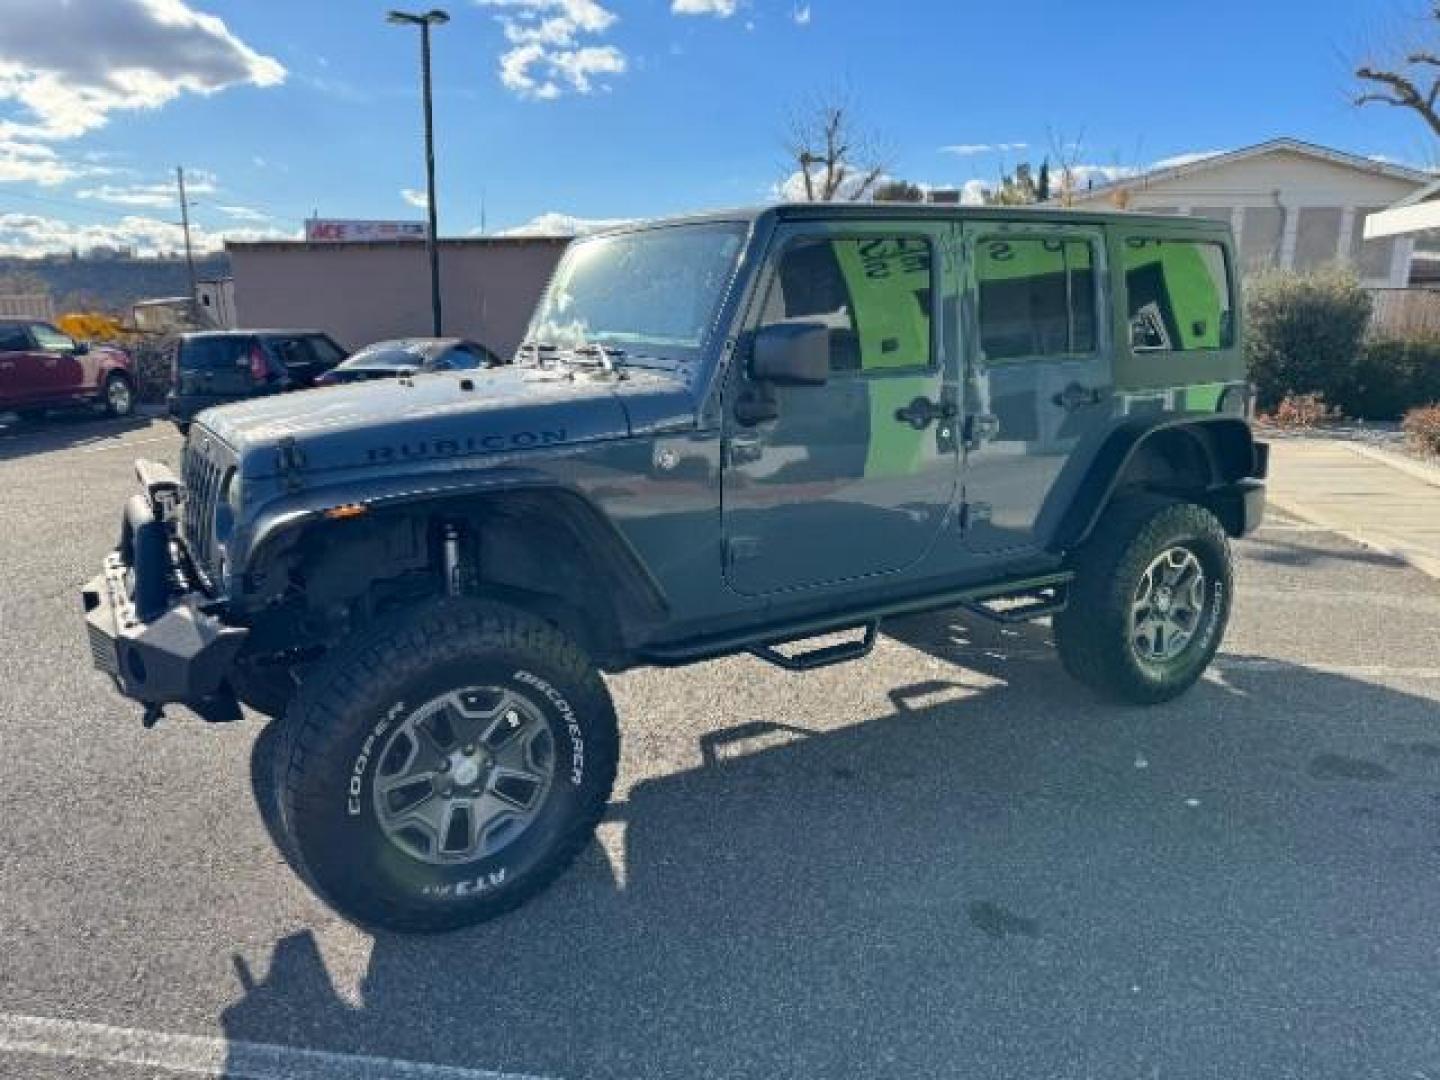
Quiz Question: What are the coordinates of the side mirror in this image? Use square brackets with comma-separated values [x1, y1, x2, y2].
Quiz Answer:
[751, 322, 829, 387]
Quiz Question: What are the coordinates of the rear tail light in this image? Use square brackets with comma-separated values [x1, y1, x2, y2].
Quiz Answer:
[248, 344, 268, 383]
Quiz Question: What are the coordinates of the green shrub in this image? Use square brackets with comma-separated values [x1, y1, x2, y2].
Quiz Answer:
[1403, 403, 1440, 456]
[1341, 338, 1440, 421]
[1244, 266, 1373, 413]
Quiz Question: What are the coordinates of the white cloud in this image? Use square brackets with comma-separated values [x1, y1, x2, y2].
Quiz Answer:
[0, 209, 295, 257]
[0, 0, 285, 142]
[672, 0, 737, 16]
[497, 211, 632, 236]
[401, 187, 429, 209]
[477, 0, 627, 99]
[773, 168, 894, 203]
[0, 139, 78, 185]
[940, 142, 1028, 156]
[216, 204, 267, 222]
[1150, 149, 1225, 170]
[960, 178, 989, 205]
[1064, 163, 1137, 188]
[77, 174, 216, 208]
[793, 4, 812, 25]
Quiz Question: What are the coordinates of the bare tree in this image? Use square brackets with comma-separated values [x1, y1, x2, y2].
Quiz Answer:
[1355, 2, 1440, 139]
[1044, 128, 1089, 205]
[782, 95, 889, 202]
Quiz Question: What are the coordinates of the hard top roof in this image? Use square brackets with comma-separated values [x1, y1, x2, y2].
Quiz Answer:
[582, 202, 1227, 238]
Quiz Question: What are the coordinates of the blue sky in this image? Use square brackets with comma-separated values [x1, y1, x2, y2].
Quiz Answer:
[0, 0, 1435, 255]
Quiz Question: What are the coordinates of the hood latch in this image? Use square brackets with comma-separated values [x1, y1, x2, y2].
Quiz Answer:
[277, 437, 306, 492]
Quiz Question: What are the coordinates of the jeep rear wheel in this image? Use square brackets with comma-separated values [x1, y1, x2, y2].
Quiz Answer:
[1054, 495, 1232, 705]
[271, 600, 618, 933]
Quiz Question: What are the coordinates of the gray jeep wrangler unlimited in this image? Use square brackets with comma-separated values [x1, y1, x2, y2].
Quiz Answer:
[83, 205, 1266, 932]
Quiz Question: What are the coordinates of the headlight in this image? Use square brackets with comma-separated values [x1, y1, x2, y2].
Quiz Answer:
[215, 468, 241, 543]
[225, 468, 243, 515]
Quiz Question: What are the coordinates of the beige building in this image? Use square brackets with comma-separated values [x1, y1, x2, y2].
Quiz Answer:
[1065, 138, 1430, 287]
[226, 236, 569, 355]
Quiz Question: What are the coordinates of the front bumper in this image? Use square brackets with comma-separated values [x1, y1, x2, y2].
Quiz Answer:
[81, 460, 248, 723]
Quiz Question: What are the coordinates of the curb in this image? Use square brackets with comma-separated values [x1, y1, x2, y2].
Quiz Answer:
[1264, 491, 1440, 581]
[1341, 441, 1440, 490]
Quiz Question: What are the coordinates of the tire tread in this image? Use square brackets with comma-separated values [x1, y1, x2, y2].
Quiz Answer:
[272, 600, 618, 933]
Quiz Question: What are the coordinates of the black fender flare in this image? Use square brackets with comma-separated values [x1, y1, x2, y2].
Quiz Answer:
[1038, 413, 1263, 553]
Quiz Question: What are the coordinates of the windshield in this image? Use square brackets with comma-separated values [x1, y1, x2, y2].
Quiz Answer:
[525, 222, 747, 360]
[342, 343, 425, 370]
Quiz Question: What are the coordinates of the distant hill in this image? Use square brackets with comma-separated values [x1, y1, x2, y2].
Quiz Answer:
[0, 253, 231, 314]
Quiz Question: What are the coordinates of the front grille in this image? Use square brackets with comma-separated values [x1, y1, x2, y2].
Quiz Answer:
[87, 620, 119, 675]
[179, 427, 235, 587]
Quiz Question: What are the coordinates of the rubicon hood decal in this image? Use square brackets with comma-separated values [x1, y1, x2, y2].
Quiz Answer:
[365, 428, 570, 464]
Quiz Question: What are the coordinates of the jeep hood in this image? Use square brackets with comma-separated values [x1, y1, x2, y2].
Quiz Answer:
[197, 366, 676, 479]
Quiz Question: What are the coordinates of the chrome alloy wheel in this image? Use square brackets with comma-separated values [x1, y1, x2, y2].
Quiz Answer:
[107, 377, 132, 416]
[372, 687, 556, 865]
[1130, 546, 1207, 664]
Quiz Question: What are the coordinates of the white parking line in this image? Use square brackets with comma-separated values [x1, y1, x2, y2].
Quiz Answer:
[0, 1011, 555, 1080]
[75, 433, 175, 454]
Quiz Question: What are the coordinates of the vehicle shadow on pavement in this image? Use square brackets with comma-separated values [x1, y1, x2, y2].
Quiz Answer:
[0, 412, 154, 461]
[224, 618, 1440, 1080]
[1241, 531, 1410, 571]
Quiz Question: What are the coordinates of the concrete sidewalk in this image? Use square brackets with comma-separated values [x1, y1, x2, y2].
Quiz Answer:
[1266, 435, 1440, 578]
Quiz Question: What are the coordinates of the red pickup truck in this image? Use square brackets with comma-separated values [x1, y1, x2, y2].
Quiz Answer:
[0, 319, 136, 420]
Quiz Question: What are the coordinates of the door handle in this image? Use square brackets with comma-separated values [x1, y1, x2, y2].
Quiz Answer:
[1052, 382, 1103, 412]
[964, 413, 1000, 446]
[725, 431, 764, 467]
[894, 396, 956, 430]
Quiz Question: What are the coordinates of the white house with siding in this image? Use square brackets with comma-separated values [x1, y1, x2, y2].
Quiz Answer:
[1064, 138, 1430, 287]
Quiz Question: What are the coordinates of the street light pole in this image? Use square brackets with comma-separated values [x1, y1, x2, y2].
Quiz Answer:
[388, 8, 449, 337]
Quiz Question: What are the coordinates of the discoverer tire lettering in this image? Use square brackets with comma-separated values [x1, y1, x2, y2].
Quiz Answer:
[269, 600, 619, 933]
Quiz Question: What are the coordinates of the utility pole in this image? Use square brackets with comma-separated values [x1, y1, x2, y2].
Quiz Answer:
[388, 9, 449, 337]
[176, 165, 199, 315]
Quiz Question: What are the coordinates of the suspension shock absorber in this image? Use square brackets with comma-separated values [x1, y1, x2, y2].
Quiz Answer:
[442, 521, 464, 598]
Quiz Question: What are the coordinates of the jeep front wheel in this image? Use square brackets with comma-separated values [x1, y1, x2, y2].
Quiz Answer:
[1053, 496, 1232, 705]
[272, 600, 618, 933]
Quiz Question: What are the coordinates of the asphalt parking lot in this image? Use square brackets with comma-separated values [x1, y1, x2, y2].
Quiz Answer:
[2, 413, 1440, 1080]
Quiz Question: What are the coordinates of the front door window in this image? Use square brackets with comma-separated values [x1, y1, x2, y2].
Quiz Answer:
[721, 229, 958, 596]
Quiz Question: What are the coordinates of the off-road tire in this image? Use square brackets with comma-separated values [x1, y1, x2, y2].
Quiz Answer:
[231, 662, 298, 719]
[102, 373, 134, 418]
[1054, 495, 1232, 705]
[271, 600, 619, 933]
[250, 719, 299, 871]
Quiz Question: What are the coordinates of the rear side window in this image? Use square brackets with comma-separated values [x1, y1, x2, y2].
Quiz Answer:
[180, 337, 251, 370]
[267, 337, 311, 368]
[305, 335, 346, 367]
[0, 325, 30, 351]
[975, 236, 1098, 361]
[758, 235, 934, 374]
[1124, 238, 1233, 352]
